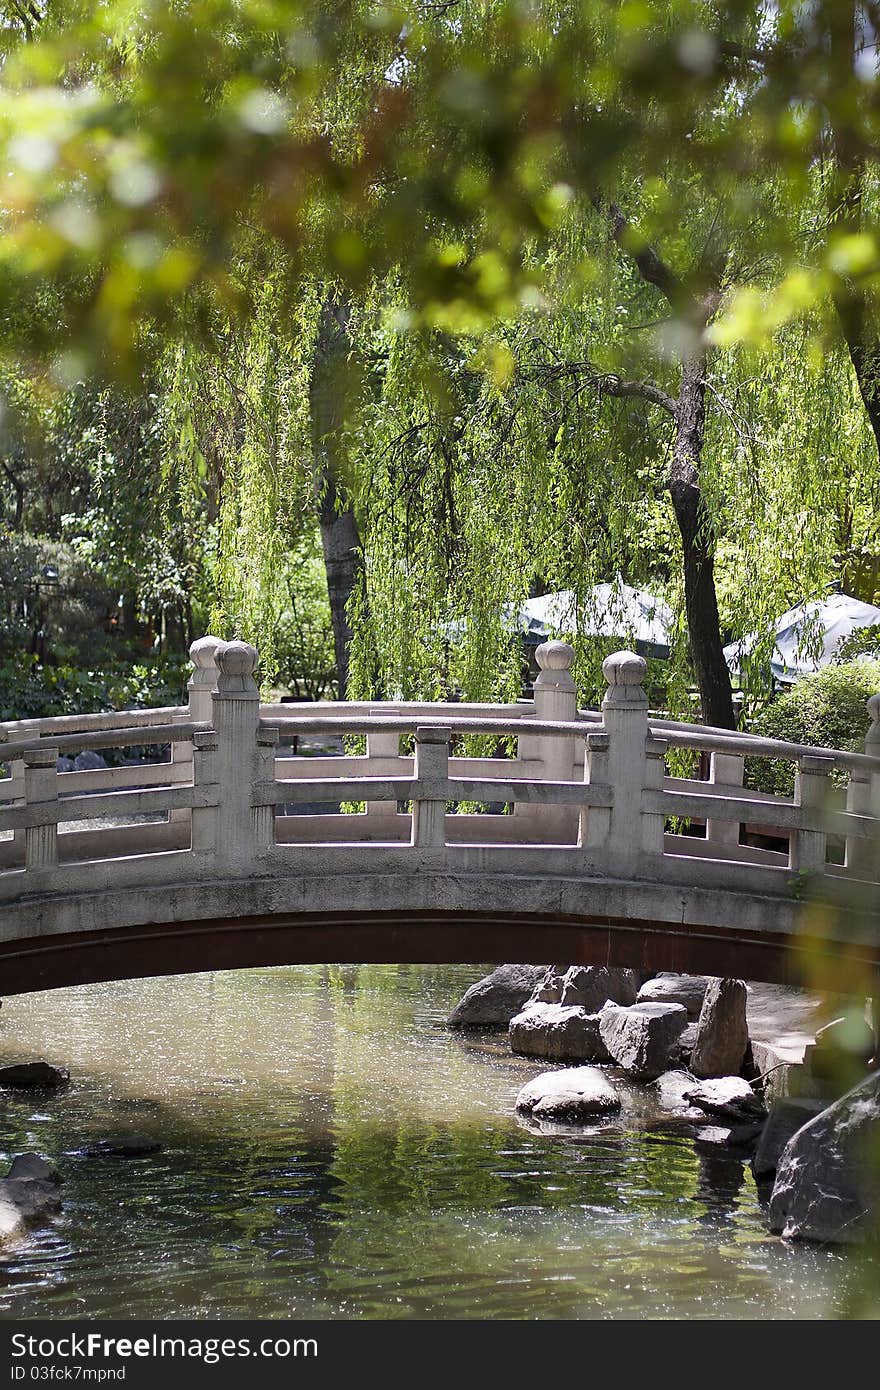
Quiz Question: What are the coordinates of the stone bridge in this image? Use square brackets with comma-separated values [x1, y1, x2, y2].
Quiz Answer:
[1, 639, 878, 996]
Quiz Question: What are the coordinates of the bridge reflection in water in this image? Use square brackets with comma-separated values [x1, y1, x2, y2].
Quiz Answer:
[0, 638, 878, 994]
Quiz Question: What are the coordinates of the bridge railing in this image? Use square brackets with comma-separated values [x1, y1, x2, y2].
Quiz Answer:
[0, 635, 878, 904]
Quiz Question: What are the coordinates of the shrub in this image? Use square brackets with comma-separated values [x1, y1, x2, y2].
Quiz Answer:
[744, 662, 880, 796]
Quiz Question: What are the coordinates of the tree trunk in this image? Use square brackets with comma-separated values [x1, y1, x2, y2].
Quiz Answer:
[670, 351, 736, 729]
[309, 294, 365, 700]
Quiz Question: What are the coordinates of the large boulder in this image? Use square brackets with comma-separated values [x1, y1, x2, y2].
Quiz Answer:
[683, 1075, 767, 1123]
[598, 1001, 688, 1080]
[769, 1070, 880, 1244]
[509, 1002, 609, 1062]
[0, 1062, 69, 1091]
[752, 1098, 826, 1180]
[516, 1067, 621, 1121]
[447, 964, 548, 1027]
[0, 1154, 63, 1248]
[560, 965, 640, 1011]
[637, 973, 713, 1019]
[530, 965, 570, 1004]
[690, 978, 749, 1079]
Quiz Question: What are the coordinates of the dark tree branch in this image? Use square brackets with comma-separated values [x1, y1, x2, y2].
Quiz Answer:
[520, 360, 677, 417]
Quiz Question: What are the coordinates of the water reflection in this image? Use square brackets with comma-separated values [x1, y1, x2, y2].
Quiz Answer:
[0, 964, 859, 1319]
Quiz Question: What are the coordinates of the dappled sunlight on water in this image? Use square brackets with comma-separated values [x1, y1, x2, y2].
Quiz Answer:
[0, 965, 860, 1319]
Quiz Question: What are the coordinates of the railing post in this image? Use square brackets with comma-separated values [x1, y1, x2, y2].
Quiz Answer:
[706, 750, 745, 849]
[24, 745, 59, 873]
[600, 650, 652, 873]
[580, 731, 610, 849]
[170, 636, 223, 835]
[367, 708, 402, 833]
[411, 726, 450, 849]
[517, 640, 576, 838]
[191, 730, 219, 854]
[254, 723, 279, 854]
[643, 734, 668, 853]
[847, 694, 880, 875]
[791, 753, 833, 873]
[210, 640, 262, 871]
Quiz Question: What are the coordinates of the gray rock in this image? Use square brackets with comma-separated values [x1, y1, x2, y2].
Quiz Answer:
[804, 1014, 876, 1094]
[509, 1002, 609, 1062]
[516, 1067, 621, 1120]
[447, 964, 548, 1027]
[769, 1070, 880, 1244]
[693, 1123, 765, 1151]
[752, 1099, 826, 1179]
[598, 1001, 688, 1080]
[690, 978, 749, 1079]
[6, 1154, 62, 1185]
[0, 1061, 69, 1090]
[0, 1155, 63, 1247]
[530, 964, 570, 1004]
[73, 750, 107, 771]
[55, 755, 75, 773]
[560, 966, 640, 1012]
[683, 1075, 766, 1123]
[653, 1069, 703, 1117]
[85, 1135, 163, 1158]
[637, 973, 713, 1019]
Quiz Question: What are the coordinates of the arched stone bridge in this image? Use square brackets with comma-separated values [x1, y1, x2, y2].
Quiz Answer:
[1, 639, 878, 996]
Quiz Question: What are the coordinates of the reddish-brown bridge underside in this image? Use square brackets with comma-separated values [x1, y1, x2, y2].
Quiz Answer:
[1, 908, 877, 997]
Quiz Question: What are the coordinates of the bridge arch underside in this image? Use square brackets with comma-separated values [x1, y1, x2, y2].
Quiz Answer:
[1, 869, 878, 996]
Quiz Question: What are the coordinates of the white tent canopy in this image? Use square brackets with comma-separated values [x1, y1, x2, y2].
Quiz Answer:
[519, 581, 673, 652]
[723, 592, 880, 685]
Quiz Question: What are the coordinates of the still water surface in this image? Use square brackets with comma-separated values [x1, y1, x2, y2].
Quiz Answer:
[0, 964, 862, 1319]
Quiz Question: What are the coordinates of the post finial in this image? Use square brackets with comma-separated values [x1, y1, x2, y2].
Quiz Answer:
[535, 640, 575, 692]
[215, 639, 260, 698]
[602, 649, 648, 709]
[188, 635, 223, 689]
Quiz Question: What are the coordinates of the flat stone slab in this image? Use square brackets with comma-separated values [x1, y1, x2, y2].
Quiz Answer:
[637, 974, 713, 1019]
[516, 1067, 622, 1121]
[509, 1002, 609, 1063]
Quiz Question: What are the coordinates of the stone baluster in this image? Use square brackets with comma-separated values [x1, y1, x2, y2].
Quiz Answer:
[191, 730, 220, 854]
[706, 750, 745, 850]
[580, 731, 610, 849]
[170, 635, 223, 837]
[791, 753, 833, 873]
[209, 640, 263, 871]
[6, 720, 40, 864]
[846, 694, 880, 875]
[599, 650, 654, 873]
[367, 708, 402, 833]
[411, 726, 450, 849]
[24, 744, 59, 873]
[517, 640, 576, 840]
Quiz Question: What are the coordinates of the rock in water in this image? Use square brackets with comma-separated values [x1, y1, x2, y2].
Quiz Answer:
[86, 1135, 163, 1158]
[516, 1067, 621, 1120]
[560, 966, 640, 1012]
[447, 964, 548, 1027]
[509, 1003, 609, 1062]
[0, 1062, 69, 1090]
[752, 1099, 826, 1179]
[690, 978, 749, 1079]
[598, 1002, 688, 1080]
[530, 965, 570, 1004]
[683, 1076, 767, 1123]
[769, 1070, 880, 1244]
[637, 973, 713, 1019]
[0, 1154, 63, 1248]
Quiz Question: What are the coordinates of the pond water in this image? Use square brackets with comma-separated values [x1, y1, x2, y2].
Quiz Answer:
[0, 964, 865, 1319]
